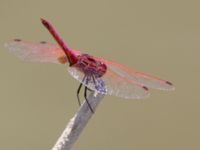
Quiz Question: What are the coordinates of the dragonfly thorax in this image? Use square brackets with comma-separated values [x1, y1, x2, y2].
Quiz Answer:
[74, 54, 107, 78]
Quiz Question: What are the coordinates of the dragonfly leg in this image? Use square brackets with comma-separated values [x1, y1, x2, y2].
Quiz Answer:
[84, 77, 94, 113]
[92, 75, 98, 91]
[87, 88, 93, 92]
[76, 75, 86, 106]
[84, 86, 94, 113]
[92, 75, 96, 85]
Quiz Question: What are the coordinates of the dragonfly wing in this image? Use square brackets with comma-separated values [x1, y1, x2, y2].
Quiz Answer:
[98, 58, 175, 91]
[68, 66, 149, 99]
[4, 39, 81, 64]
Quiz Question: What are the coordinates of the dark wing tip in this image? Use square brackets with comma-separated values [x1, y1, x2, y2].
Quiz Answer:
[13, 38, 21, 42]
[165, 81, 175, 91]
[166, 81, 173, 86]
[142, 86, 149, 91]
[40, 41, 47, 44]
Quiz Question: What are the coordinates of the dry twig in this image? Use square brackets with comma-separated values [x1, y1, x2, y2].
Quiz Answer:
[52, 92, 104, 150]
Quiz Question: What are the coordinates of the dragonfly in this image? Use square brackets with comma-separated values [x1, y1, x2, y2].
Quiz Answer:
[5, 18, 174, 112]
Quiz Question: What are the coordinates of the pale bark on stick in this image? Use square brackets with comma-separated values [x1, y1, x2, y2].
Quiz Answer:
[52, 92, 104, 150]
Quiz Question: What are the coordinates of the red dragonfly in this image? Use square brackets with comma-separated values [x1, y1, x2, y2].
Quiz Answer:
[5, 18, 174, 112]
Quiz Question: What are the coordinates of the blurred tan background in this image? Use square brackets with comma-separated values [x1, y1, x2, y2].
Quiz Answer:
[0, 0, 199, 150]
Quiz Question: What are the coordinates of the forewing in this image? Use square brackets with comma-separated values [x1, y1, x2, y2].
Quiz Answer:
[68, 66, 149, 99]
[5, 39, 66, 64]
[98, 58, 175, 91]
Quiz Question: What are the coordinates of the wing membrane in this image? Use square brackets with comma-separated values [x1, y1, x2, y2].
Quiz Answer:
[98, 58, 175, 91]
[4, 39, 82, 64]
[5, 39, 174, 97]
[68, 66, 149, 99]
